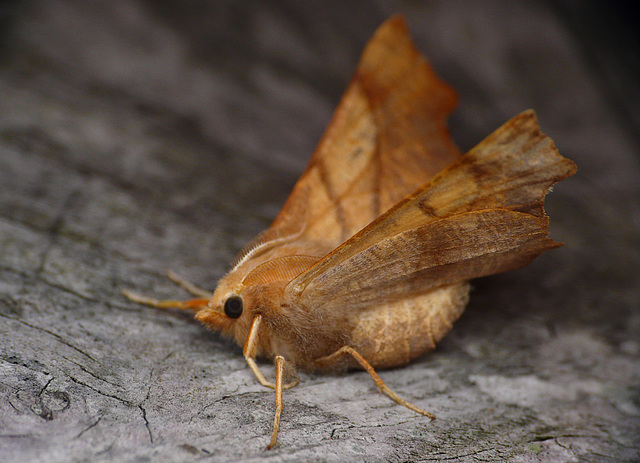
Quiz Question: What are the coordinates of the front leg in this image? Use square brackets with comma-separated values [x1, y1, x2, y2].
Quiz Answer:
[242, 315, 299, 389]
[243, 315, 275, 388]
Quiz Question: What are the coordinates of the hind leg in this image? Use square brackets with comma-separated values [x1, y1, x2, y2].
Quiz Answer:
[315, 346, 435, 419]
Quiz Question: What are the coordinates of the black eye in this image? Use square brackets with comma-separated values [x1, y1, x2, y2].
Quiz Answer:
[224, 296, 243, 318]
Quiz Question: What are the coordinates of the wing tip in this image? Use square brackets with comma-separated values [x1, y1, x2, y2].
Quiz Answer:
[356, 14, 458, 113]
[479, 109, 578, 183]
[377, 14, 410, 36]
[519, 109, 578, 181]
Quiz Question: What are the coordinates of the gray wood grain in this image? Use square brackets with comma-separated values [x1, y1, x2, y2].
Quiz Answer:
[1, 1, 638, 462]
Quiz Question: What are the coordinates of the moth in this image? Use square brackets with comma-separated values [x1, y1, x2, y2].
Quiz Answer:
[124, 15, 576, 449]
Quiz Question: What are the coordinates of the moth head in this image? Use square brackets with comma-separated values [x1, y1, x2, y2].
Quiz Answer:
[195, 265, 290, 351]
[194, 272, 249, 339]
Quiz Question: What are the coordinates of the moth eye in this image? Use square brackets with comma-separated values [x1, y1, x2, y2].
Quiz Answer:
[224, 295, 243, 319]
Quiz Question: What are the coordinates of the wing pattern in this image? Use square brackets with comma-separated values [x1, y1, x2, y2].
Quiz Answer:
[289, 110, 577, 312]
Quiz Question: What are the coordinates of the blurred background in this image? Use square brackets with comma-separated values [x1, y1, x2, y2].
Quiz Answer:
[0, 1, 638, 462]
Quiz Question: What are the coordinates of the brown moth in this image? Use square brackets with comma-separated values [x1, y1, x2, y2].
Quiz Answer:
[124, 15, 577, 449]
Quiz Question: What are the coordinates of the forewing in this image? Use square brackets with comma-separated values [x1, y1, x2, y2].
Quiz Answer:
[288, 111, 577, 311]
[266, 15, 460, 252]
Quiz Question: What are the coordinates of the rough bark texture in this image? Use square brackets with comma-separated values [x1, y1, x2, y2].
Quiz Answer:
[1, 1, 638, 462]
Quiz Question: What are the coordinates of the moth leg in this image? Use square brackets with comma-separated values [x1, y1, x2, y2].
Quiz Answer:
[244, 315, 299, 390]
[122, 271, 212, 312]
[266, 355, 285, 450]
[317, 346, 435, 419]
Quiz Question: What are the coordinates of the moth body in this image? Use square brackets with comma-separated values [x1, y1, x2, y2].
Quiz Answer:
[199, 243, 471, 371]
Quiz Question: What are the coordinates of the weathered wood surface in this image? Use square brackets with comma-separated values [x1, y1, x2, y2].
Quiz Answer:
[1, 1, 638, 462]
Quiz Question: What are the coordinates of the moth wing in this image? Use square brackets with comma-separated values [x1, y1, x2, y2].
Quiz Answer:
[287, 111, 577, 311]
[258, 16, 460, 255]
